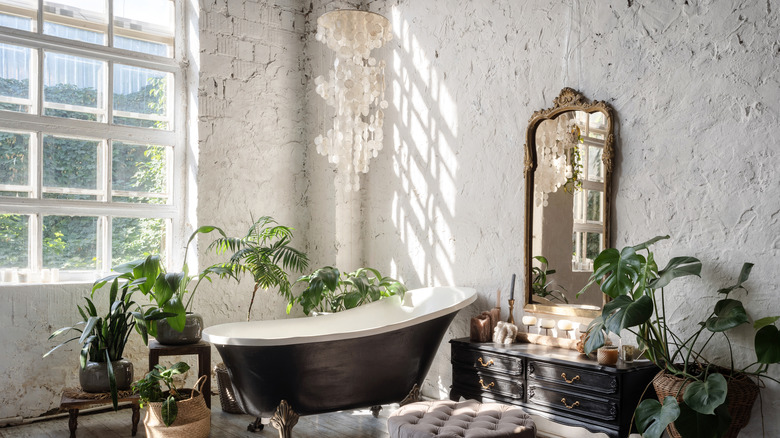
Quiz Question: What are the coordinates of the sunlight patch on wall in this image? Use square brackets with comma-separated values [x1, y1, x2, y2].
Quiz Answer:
[388, 7, 458, 286]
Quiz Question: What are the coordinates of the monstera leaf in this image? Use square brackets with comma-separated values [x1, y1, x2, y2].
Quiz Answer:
[755, 324, 780, 364]
[705, 299, 748, 333]
[635, 396, 680, 438]
[589, 247, 643, 298]
[648, 256, 702, 290]
[674, 400, 731, 438]
[603, 295, 654, 334]
[683, 373, 728, 415]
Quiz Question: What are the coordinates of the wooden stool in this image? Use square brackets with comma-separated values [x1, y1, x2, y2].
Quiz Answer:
[60, 392, 139, 438]
[148, 339, 212, 408]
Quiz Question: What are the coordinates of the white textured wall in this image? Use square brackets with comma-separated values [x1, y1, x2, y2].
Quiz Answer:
[356, 0, 780, 435]
[3, 2, 779, 436]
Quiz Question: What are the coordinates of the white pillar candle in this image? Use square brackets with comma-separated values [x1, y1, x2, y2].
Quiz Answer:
[521, 316, 537, 326]
[557, 320, 573, 331]
[539, 319, 556, 329]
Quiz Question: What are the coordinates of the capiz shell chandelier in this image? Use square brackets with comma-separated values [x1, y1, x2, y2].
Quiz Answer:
[314, 10, 392, 192]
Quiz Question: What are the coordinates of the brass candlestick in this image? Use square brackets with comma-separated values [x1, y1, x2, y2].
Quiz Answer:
[507, 299, 515, 324]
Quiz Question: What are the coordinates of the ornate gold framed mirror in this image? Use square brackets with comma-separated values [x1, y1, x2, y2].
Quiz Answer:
[523, 88, 614, 318]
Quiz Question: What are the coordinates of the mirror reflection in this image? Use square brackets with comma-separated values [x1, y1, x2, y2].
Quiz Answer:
[524, 88, 614, 317]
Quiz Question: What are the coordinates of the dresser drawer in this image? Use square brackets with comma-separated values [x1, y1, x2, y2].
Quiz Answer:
[527, 384, 618, 423]
[528, 360, 618, 395]
[452, 347, 523, 376]
[452, 366, 523, 400]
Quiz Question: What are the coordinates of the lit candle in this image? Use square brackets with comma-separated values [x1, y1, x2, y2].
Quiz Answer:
[521, 316, 537, 326]
[540, 319, 556, 329]
[509, 273, 516, 301]
[557, 320, 573, 331]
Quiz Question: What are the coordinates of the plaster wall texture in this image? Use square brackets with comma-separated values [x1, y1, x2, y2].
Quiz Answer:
[3, 2, 780, 437]
[195, 0, 310, 327]
[350, 0, 779, 435]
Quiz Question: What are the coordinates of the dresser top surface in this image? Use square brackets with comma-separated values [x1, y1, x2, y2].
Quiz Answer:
[451, 338, 658, 373]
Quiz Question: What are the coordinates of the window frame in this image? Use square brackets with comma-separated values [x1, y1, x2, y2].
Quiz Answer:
[0, 0, 187, 283]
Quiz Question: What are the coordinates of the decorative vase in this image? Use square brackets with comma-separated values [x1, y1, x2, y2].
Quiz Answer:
[155, 313, 204, 345]
[652, 368, 759, 438]
[79, 359, 134, 393]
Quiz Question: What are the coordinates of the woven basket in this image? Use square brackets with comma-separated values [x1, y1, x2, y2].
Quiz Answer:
[652, 368, 759, 438]
[215, 363, 245, 414]
[144, 375, 211, 438]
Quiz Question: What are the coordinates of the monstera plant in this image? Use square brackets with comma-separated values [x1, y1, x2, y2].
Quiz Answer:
[579, 235, 780, 438]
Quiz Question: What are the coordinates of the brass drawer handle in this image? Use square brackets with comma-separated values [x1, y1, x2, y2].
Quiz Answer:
[479, 378, 495, 390]
[561, 398, 580, 409]
[478, 357, 494, 367]
[561, 372, 580, 384]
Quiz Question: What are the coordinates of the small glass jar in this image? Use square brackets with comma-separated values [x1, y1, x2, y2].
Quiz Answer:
[620, 344, 636, 363]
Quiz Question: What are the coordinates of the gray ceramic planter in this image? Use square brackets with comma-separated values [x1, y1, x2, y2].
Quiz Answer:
[155, 313, 204, 345]
[79, 359, 133, 393]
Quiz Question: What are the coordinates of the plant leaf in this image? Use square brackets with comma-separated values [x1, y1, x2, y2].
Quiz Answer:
[593, 246, 642, 298]
[755, 324, 780, 364]
[683, 373, 728, 415]
[343, 291, 362, 309]
[631, 235, 670, 251]
[635, 396, 680, 438]
[163, 297, 186, 332]
[603, 295, 654, 333]
[583, 316, 606, 355]
[161, 394, 178, 426]
[674, 399, 731, 438]
[754, 316, 780, 330]
[704, 299, 748, 332]
[717, 262, 753, 295]
[648, 256, 702, 290]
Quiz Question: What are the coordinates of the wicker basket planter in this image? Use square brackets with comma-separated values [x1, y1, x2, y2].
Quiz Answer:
[652, 368, 759, 438]
[215, 363, 244, 414]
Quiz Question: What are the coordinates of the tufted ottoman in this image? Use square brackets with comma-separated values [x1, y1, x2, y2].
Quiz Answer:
[388, 399, 536, 438]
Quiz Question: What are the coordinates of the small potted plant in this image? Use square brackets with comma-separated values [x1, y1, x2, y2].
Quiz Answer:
[93, 226, 233, 345]
[580, 235, 780, 438]
[133, 361, 210, 437]
[208, 216, 309, 321]
[291, 266, 407, 315]
[44, 279, 137, 410]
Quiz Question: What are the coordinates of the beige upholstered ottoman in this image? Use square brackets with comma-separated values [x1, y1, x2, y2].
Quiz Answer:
[388, 399, 536, 438]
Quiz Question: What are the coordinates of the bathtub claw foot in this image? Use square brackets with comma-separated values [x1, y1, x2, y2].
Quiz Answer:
[270, 400, 299, 438]
[400, 384, 422, 406]
[370, 405, 382, 418]
[247, 417, 264, 432]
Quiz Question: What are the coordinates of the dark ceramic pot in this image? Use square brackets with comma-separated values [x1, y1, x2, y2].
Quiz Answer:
[79, 359, 133, 393]
[155, 313, 204, 345]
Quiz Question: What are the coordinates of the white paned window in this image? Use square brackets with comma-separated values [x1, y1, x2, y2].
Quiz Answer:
[572, 111, 607, 272]
[0, 0, 183, 284]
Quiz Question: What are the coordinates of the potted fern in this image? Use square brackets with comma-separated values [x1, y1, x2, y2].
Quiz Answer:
[580, 236, 780, 438]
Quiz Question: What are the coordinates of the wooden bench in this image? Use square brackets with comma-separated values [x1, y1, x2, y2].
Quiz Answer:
[60, 392, 140, 438]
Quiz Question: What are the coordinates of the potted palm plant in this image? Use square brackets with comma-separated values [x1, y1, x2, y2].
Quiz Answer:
[580, 235, 780, 438]
[291, 266, 407, 315]
[93, 226, 232, 345]
[44, 279, 137, 410]
[208, 216, 309, 321]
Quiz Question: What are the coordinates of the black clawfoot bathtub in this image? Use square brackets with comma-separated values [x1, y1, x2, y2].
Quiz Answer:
[203, 286, 476, 434]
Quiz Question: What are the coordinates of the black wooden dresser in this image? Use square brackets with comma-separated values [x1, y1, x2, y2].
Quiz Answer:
[450, 338, 659, 438]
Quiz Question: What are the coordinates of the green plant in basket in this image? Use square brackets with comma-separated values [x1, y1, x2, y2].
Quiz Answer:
[579, 235, 780, 438]
[291, 266, 407, 315]
[133, 361, 190, 427]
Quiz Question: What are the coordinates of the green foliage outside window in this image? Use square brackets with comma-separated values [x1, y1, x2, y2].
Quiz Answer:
[0, 76, 169, 270]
